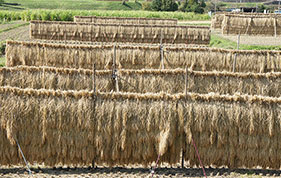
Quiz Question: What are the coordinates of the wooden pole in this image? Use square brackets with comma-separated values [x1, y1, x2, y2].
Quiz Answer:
[15, 138, 32, 175]
[160, 30, 164, 69]
[274, 17, 277, 38]
[233, 33, 240, 72]
[113, 44, 119, 92]
[92, 64, 96, 169]
[182, 67, 188, 169]
[93, 64, 96, 94]
[237, 33, 240, 50]
[113, 44, 116, 73]
[115, 71, 119, 92]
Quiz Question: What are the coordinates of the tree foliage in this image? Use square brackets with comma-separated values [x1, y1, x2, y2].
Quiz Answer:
[179, 0, 206, 14]
[151, 0, 178, 11]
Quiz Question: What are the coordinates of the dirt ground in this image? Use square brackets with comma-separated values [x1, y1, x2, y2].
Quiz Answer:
[1, 165, 281, 178]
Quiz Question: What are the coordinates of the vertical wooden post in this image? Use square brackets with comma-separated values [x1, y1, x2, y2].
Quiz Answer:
[233, 33, 240, 72]
[64, 24, 67, 44]
[160, 30, 164, 69]
[274, 17, 277, 38]
[113, 44, 116, 73]
[112, 44, 119, 92]
[115, 71, 119, 92]
[42, 67, 45, 89]
[91, 63, 96, 169]
[93, 64, 96, 94]
[185, 67, 188, 94]
[182, 67, 188, 169]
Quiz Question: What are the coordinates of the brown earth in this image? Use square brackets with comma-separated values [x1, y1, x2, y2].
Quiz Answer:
[1, 165, 281, 178]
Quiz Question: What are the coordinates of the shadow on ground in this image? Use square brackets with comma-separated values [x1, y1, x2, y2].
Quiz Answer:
[1, 166, 281, 177]
[0, 3, 24, 10]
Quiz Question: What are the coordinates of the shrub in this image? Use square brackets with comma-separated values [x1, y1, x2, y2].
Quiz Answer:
[151, 0, 178, 11]
[180, 0, 206, 14]
[142, 1, 152, 11]
[151, 0, 162, 11]
[0, 9, 211, 22]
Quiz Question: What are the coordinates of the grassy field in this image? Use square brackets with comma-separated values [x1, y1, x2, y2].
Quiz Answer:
[0, 0, 211, 21]
[0, 9, 211, 21]
[0, 0, 142, 11]
[0, 56, 5, 67]
[210, 35, 281, 50]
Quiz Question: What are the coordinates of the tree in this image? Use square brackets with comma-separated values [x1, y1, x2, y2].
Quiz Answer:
[151, 0, 162, 11]
[0, 0, 4, 5]
[151, 0, 178, 11]
[179, 0, 206, 14]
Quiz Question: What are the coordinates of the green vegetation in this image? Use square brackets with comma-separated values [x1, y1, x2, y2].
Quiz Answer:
[151, 0, 178, 11]
[0, 9, 211, 22]
[210, 35, 281, 50]
[0, 0, 142, 11]
[179, 22, 210, 26]
[179, 0, 206, 14]
[0, 57, 5, 67]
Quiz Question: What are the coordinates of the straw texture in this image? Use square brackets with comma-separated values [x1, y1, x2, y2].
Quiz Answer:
[221, 14, 281, 36]
[30, 21, 210, 45]
[212, 12, 281, 34]
[74, 16, 178, 25]
[0, 66, 112, 92]
[0, 86, 281, 169]
[1, 66, 281, 97]
[6, 41, 281, 72]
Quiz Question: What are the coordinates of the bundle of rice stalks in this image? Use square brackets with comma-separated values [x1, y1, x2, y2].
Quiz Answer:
[117, 69, 281, 97]
[163, 47, 281, 73]
[222, 14, 281, 36]
[0, 66, 113, 91]
[1, 66, 281, 97]
[6, 41, 281, 72]
[0, 86, 281, 169]
[30, 21, 210, 45]
[74, 16, 178, 26]
[212, 12, 281, 31]
[211, 13, 225, 29]
[0, 87, 182, 166]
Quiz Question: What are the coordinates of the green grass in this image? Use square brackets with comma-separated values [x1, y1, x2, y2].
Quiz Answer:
[179, 23, 210, 26]
[0, 56, 5, 67]
[0, 0, 211, 21]
[0, 0, 142, 11]
[210, 35, 281, 50]
[0, 9, 211, 22]
[0, 22, 29, 33]
[219, 2, 264, 9]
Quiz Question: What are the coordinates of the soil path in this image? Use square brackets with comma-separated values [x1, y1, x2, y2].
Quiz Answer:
[1, 166, 281, 178]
